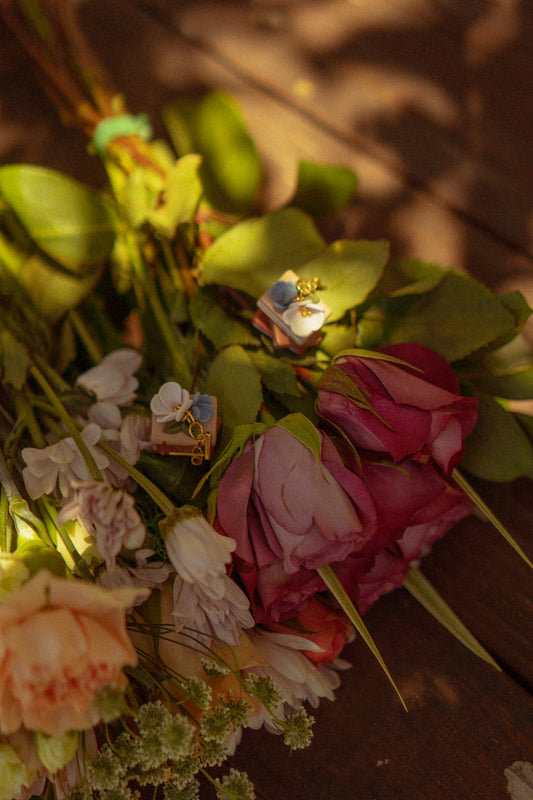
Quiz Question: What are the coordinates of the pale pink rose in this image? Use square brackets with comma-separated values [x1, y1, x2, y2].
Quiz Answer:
[0, 570, 146, 737]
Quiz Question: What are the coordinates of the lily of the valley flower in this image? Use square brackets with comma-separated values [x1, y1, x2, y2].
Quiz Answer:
[21, 424, 109, 500]
[76, 349, 142, 407]
[57, 481, 146, 569]
[161, 506, 236, 586]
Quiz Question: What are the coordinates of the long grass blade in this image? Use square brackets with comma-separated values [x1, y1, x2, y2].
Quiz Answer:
[318, 564, 407, 711]
[404, 567, 500, 670]
[453, 468, 533, 569]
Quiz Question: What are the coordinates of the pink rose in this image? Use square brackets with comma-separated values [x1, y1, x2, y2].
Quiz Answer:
[330, 461, 472, 612]
[216, 424, 377, 623]
[0, 570, 146, 736]
[317, 343, 478, 474]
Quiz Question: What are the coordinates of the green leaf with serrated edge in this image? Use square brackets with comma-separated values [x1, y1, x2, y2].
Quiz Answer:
[192, 421, 268, 498]
[299, 239, 389, 322]
[452, 468, 533, 569]
[461, 393, 533, 482]
[0, 165, 115, 270]
[318, 564, 407, 711]
[201, 208, 324, 298]
[189, 287, 258, 349]
[163, 91, 261, 214]
[148, 154, 203, 237]
[385, 270, 516, 362]
[206, 345, 263, 437]
[379, 257, 445, 297]
[249, 350, 301, 397]
[290, 160, 358, 217]
[275, 412, 322, 465]
[0, 330, 29, 390]
[404, 568, 500, 668]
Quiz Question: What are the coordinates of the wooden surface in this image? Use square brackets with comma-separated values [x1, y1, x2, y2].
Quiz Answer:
[1, 2, 533, 798]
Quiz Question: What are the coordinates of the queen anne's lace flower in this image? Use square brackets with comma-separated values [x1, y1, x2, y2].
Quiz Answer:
[76, 349, 142, 407]
[171, 572, 254, 647]
[57, 481, 146, 569]
[161, 507, 236, 586]
[21, 424, 109, 500]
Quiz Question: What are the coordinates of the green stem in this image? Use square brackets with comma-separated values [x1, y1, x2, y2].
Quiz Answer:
[126, 232, 192, 387]
[0, 486, 11, 551]
[68, 309, 103, 363]
[96, 438, 175, 516]
[30, 362, 103, 482]
[452, 468, 533, 570]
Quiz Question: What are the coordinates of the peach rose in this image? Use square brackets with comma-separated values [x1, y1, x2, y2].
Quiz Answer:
[0, 570, 147, 737]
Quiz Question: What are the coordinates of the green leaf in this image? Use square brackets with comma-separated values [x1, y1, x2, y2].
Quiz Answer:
[189, 287, 258, 349]
[148, 154, 203, 236]
[452, 469, 533, 570]
[380, 257, 445, 297]
[318, 564, 407, 711]
[471, 366, 533, 400]
[300, 239, 389, 322]
[163, 91, 261, 214]
[249, 350, 301, 397]
[385, 270, 516, 361]
[0, 330, 29, 389]
[320, 323, 357, 356]
[275, 412, 322, 464]
[461, 393, 533, 481]
[0, 165, 116, 270]
[291, 160, 358, 216]
[201, 208, 324, 298]
[206, 345, 263, 437]
[404, 568, 500, 669]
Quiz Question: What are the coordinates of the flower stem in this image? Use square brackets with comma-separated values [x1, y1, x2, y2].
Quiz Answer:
[30, 362, 103, 482]
[95, 439, 175, 517]
[68, 309, 103, 364]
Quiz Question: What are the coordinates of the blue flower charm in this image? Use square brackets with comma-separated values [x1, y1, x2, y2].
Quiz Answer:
[191, 392, 214, 423]
[268, 280, 298, 310]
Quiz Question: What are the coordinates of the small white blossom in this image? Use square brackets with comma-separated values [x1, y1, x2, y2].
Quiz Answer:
[21, 424, 108, 500]
[99, 548, 173, 601]
[77, 348, 142, 406]
[171, 571, 254, 647]
[162, 507, 236, 585]
[57, 480, 146, 569]
[87, 404, 152, 484]
[243, 629, 345, 731]
[150, 381, 193, 423]
[282, 300, 325, 338]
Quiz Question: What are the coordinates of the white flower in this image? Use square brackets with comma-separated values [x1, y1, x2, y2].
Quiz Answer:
[76, 349, 142, 406]
[57, 480, 146, 569]
[162, 507, 236, 585]
[87, 404, 152, 484]
[150, 381, 193, 423]
[99, 548, 173, 601]
[282, 300, 325, 338]
[171, 571, 254, 647]
[243, 629, 347, 731]
[21, 424, 109, 500]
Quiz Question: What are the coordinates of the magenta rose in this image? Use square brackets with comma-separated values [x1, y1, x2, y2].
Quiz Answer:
[216, 424, 377, 623]
[317, 343, 478, 474]
[330, 459, 472, 613]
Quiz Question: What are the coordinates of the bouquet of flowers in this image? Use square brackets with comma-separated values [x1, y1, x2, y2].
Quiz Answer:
[1, 3, 532, 799]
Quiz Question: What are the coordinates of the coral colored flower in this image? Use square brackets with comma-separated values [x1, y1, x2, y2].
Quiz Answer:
[76, 349, 142, 407]
[317, 344, 478, 474]
[21, 424, 109, 500]
[0, 570, 146, 737]
[216, 424, 377, 623]
[269, 597, 353, 666]
[57, 480, 146, 569]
